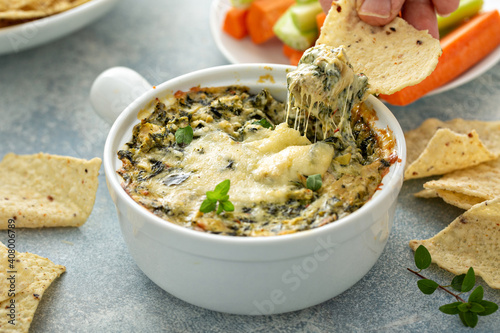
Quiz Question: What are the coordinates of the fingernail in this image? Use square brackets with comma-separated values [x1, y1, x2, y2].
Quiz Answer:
[358, 0, 391, 19]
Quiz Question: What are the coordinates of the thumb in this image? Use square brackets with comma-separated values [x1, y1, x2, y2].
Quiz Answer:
[357, 0, 405, 26]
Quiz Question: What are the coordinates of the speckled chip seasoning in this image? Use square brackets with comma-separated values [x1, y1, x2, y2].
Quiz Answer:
[0, 153, 101, 228]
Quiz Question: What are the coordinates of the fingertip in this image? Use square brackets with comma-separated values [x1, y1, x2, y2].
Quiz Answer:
[432, 0, 460, 16]
[402, 0, 440, 39]
[357, 0, 405, 27]
[426, 24, 440, 39]
[319, 0, 334, 13]
[357, 14, 395, 26]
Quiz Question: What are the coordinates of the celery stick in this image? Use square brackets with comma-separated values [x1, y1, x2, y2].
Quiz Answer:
[296, 0, 319, 4]
[291, 1, 323, 32]
[230, 0, 253, 9]
[273, 8, 318, 51]
[438, 0, 483, 33]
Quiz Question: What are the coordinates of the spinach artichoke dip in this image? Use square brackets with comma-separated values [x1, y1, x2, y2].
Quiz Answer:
[117, 45, 397, 236]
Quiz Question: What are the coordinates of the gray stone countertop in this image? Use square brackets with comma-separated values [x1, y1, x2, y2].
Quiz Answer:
[0, 0, 499, 332]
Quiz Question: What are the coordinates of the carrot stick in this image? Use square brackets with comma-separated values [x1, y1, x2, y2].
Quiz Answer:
[380, 10, 500, 106]
[246, 0, 295, 44]
[283, 43, 297, 58]
[223, 7, 249, 39]
[289, 51, 304, 66]
[316, 11, 326, 31]
[283, 44, 304, 65]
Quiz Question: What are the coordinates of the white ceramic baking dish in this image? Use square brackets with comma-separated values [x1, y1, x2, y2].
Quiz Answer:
[91, 64, 406, 315]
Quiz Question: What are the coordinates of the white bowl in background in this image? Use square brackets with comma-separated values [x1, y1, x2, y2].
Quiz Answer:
[91, 64, 406, 315]
[0, 0, 121, 55]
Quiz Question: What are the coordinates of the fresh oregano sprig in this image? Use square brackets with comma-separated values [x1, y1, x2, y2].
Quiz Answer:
[175, 125, 193, 146]
[306, 174, 322, 191]
[252, 118, 273, 129]
[408, 245, 498, 328]
[199, 179, 234, 215]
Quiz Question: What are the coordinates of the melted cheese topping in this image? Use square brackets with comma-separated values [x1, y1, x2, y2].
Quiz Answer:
[180, 123, 333, 205]
[117, 81, 394, 236]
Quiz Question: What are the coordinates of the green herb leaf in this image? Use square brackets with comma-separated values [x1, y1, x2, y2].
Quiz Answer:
[214, 179, 231, 196]
[417, 279, 439, 294]
[414, 245, 432, 270]
[206, 191, 218, 202]
[219, 200, 234, 212]
[408, 248, 499, 328]
[469, 302, 485, 313]
[199, 179, 234, 215]
[306, 174, 322, 191]
[468, 285, 484, 303]
[458, 302, 470, 312]
[200, 199, 217, 213]
[451, 274, 466, 291]
[175, 125, 194, 146]
[459, 312, 469, 327]
[253, 118, 273, 129]
[477, 300, 499, 316]
[439, 302, 462, 315]
[462, 311, 479, 328]
[461, 267, 475, 293]
[219, 194, 230, 202]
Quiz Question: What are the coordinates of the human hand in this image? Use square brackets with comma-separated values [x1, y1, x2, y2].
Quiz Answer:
[318, 0, 460, 39]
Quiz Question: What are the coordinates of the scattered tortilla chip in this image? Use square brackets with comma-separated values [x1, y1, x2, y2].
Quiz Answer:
[405, 128, 497, 179]
[316, 0, 441, 95]
[420, 158, 500, 209]
[419, 189, 486, 210]
[435, 190, 486, 210]
[414, 188, 438, 199]
[0, 0, 90, 20]
[415, 188, 484, 210]
[409, 197, 500, 289]
[0, 153, 101, 228]
[0, 242, 65, 333]
[0, 244, 34, 303]
[404, 118, 500, 179]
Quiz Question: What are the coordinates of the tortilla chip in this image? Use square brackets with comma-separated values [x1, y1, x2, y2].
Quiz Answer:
[414, 188, 438, 199]
[0, 0, 90, 20]
[420, 158, 500, 208]
[409, 197, 500, 289]
[0, 153, 101, 228]
[0, 242, 65, 333]
[405, 128, 497, 179]
[415, 188, 484, 210]
[316, 0, 441, 95]
[407, 118, 500, 156]
[0, 0, 35, 12]
[404, 118, 500, 179]
[0, 244, 34, 303]
[438, 189, 484, 210]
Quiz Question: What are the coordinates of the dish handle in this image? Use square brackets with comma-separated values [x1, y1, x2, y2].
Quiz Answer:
[90, 66, 152, 124]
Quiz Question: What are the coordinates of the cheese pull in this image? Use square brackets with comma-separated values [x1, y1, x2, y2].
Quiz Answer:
[286, 44, 368, 141]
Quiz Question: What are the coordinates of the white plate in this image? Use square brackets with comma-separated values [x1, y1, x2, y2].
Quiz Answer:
[0, 0, 121, 56]
[209, 0, 289, 65]
[210, 0, 500, 96]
